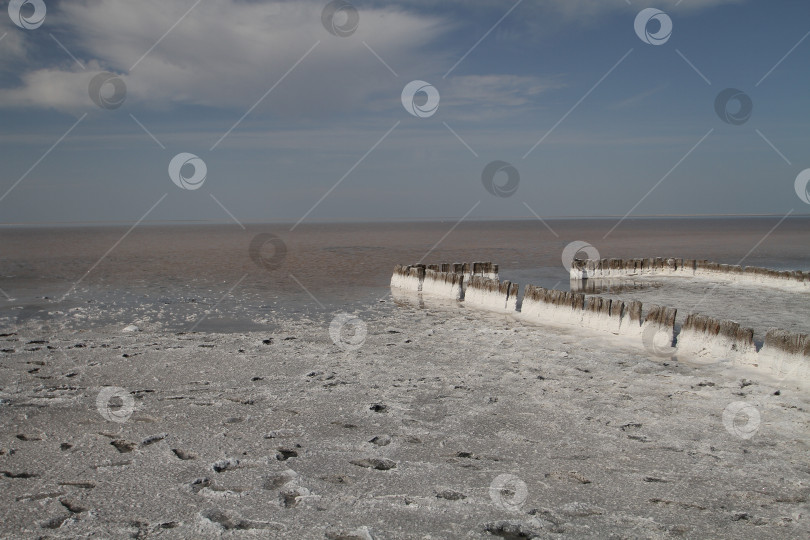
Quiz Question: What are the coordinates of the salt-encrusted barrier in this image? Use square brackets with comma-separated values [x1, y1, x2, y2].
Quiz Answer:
[390, 261, 499, 297]
[758, 329, 810, 380]
[424, 261, 499, 281]
[676, 318, 809, 379]
[464, 276, 518, 312]
[570, 257, 810, 290]
[677, 313, 756, 358]
[471, 261, 500, 281]
[390, 264, 425, 292]
[422, 269, 464, 300]
[640, 304, 678, 345]
[520, 285, 673, 341]
[390, 261, 809, 382]
[570, 257, 691, 278]
[390, 264, 676, 341]
[521, 287, 585, 326]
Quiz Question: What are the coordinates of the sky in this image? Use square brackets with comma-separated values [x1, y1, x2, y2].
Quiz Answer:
[0, 0, 808, 225]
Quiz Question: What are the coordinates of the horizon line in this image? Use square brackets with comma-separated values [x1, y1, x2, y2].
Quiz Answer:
[1, 212, 809, 227]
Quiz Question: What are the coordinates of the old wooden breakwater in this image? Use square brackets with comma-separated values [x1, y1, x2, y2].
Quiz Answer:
[391, 261, 809, 381]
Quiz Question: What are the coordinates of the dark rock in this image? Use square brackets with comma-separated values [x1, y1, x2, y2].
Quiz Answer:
[212, 458, 240, 472]
[276, 448, 298, 461]
[110, 440, 136, 453]
[0, 471, 38, 479]
[350, 458, 396, 471]
[369, 435, 392, 446]
[483, 520, 543, 539]
[190, 477, 210, 493]
[140, 433, 167, 447]
[40, 515, 69, 529]
[60, 499, 87, 513]
[436, 489, 466, 500]
[172, 448, 197, 460]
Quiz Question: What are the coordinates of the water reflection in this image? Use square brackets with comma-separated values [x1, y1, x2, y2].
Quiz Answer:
[570, 278, 664, 295]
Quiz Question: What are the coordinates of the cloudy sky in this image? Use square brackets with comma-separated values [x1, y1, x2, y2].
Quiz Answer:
[0, 0, 808, 225]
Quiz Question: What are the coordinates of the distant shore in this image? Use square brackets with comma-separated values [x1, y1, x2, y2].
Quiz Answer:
[3, 213, 810, 228]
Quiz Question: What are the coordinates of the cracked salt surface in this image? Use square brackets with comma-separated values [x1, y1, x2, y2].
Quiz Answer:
[0, 288, 807, 538]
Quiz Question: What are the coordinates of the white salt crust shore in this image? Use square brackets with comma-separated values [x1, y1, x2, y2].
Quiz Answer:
[391, 262, 810, 383]
[570, 257, 810, 291]
[3, 306, 809, 538]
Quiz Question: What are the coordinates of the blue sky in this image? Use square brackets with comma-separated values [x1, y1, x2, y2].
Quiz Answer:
[0, 0, 808, 224]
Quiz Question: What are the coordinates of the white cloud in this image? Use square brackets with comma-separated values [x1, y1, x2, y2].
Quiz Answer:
[446, 74, 564, 107]
[437, 74, 566, 122]
[0, 0, 747, 114]
[389, 0, 746, 15]
[0, 61, 105, 110]
[0, 0, 453, 114]
[539, 0, 746, 19]
[0, 27, 28, 69]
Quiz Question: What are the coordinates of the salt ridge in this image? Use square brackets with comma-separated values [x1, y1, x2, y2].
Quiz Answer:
[390, 260, 809, 382]
[570, 257, 810, 291]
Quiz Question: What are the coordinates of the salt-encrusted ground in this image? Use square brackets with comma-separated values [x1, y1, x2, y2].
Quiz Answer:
[1, 295, 808, 539]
